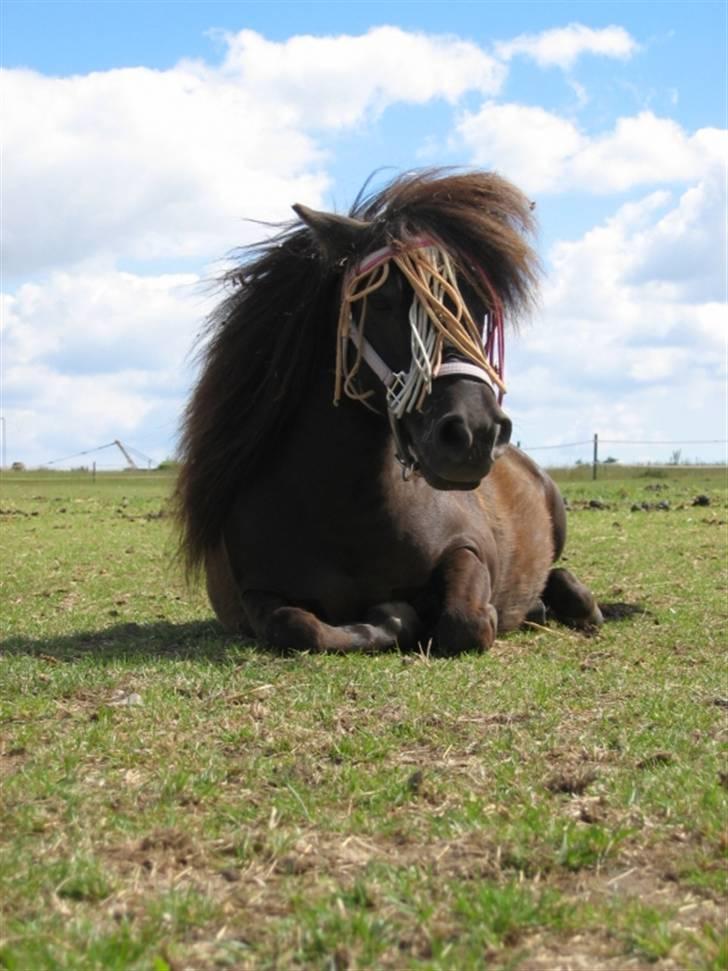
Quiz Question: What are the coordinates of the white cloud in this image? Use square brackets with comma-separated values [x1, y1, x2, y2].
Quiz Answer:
[457, 103, 586, 194]
[2, 28, 504, 278]
[624, 158, 727, 301]
[506, 175, 726, 459]
[1, 64, 329, 277]
[458, 104, 725, 195]
[218, 27, 504, 128]
[4, 365, 184, 467]
[569, 114, 715, 192]
[495, 23, 638, 69]
[2, 269, 213, 466]
[4, 270, 205, 373]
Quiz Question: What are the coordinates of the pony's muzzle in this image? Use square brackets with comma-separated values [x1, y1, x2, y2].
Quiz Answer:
[433, 410, 509, 480]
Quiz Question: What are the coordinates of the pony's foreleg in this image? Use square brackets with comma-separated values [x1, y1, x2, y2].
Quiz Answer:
[241, 591, 421, 653]
[542, 568, 603, 630]
[433, 548, 497, 654]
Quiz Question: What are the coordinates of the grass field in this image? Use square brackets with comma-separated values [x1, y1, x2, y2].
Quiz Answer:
[1, 466, 726, 970]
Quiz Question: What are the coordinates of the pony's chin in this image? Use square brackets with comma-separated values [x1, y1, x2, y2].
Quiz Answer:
[424, 474, 481, 491]
[415, 457, 488, 491]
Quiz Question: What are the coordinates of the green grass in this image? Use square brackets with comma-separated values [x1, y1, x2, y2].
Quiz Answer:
[1, 467, 726, 969]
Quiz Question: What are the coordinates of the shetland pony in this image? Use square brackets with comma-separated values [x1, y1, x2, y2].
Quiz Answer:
[176, 170, 601, 652]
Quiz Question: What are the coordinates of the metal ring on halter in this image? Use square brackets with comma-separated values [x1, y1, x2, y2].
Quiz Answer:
[388, 410, 418, 480]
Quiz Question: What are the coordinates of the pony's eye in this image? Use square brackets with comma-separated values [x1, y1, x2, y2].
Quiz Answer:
[368, 273, 405, 308]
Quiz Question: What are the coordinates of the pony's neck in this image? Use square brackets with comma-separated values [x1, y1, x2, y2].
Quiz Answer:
[277, 365, 396, 493]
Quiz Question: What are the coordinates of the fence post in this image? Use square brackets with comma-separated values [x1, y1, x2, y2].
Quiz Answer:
[592, 434, 598, 480]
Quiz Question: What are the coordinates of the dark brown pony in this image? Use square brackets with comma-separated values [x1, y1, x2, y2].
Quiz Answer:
[176, 170, 601, 653]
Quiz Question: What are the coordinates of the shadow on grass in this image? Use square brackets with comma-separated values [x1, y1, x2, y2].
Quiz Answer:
[1, 603, 647, 664]
[0, 619, 262, 663]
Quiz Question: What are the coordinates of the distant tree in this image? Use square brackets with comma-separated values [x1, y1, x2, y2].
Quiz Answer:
[603, 456, 618, 464]
[669, 449, 682, 466]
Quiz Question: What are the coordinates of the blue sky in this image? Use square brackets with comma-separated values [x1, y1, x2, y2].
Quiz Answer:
[1, 0, 726, 467]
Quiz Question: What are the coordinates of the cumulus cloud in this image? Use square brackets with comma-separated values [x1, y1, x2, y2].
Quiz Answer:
[457, 103, 586, 194]
[624, 156, 727, 302]
[2, 269, 213, 466]
[506, 174, 726, 459]
[218, 27, 505, 128]
[4, 270, 205, 372]
[1, 64, 329, 277]
[5, 365, 181, 467]
[2, 28, 504, 278]
[458, 105, 725, 195]
[495, 23, 639, 69]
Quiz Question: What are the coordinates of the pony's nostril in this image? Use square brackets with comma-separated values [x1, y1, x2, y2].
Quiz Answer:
[496, 417, 512, 448]
[436, 415, 472, 454]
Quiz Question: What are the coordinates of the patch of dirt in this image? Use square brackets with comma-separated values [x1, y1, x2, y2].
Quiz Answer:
[106, 828, 203, 878]
[636, 751, 674, 770]
[94, 812, 725, 971]
[545, 769, 599, 795]
[0, 744, 29, 777]
[568, 499, 612, 511]
[580, 865, 723, 932]
[116, 507, 170, 522]
[259, 829, 506, 882]
[517, 937, 655, 970]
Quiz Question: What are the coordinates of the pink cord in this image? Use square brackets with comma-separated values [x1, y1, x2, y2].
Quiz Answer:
[474, 263, 506, 403]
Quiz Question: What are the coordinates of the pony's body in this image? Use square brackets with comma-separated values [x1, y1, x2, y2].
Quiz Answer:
[178, 171, 601, 653]
[209, 399, 557, 636]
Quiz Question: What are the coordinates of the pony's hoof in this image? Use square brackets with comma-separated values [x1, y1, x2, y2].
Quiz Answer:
[366, 601, 421, 650]
[570, 602, 604, 630]
[265, 607, 325, 652]
[543, 568, 602, 632]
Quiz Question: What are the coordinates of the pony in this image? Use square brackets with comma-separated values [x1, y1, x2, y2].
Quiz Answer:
[176, 170, 602, 653]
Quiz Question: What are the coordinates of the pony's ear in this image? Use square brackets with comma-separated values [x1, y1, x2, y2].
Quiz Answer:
[293, 203, 369, 261]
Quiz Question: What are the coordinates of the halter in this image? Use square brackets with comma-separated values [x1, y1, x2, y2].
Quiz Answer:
[335, 238, 506, 474]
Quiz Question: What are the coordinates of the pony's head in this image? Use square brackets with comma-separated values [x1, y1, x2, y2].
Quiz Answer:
[295, 170, 538, 488]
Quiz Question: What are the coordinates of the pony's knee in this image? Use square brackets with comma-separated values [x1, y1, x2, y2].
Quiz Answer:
[436, 603, 497, 655]
[266, 606, 327, 651]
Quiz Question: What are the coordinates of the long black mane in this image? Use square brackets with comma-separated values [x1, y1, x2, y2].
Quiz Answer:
[176, 169, 539, 572]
